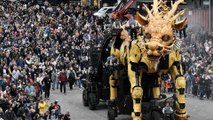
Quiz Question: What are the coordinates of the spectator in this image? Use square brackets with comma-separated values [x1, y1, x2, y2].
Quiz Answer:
[11, 66, 22, 85]
[185, 72, 192, 96]
[64, 111, 71, 120]
[42, 74, 51, 99]
[51, 69, 57, 90]
[53, 100, 61, 118]
[5, 106, 17, 120]
[0, 107, 5, 120]
[68, 67, 76, 90]
[58, 69, 68, 94]
[25, 83, 35, 97]
[46, 109, 58, 120]
[162, 102, 174, 120]
[38, 100, 48, 117]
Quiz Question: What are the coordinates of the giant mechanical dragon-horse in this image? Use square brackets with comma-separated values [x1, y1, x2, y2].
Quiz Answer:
[108, 0, 188, 120]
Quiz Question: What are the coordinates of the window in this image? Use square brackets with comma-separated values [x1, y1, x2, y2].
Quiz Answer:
[106, 9, 113, 13]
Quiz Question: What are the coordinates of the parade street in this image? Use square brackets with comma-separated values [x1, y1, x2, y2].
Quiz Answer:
[49, 87, 213, 120]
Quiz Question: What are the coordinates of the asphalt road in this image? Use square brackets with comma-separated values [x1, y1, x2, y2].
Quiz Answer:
[48, 86, 213, 120]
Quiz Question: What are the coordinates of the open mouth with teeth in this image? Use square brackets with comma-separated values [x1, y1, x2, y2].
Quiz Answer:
[147, 55, 160, 60]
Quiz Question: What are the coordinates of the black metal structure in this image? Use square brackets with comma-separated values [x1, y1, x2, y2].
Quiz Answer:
[82, 33, 113, 110]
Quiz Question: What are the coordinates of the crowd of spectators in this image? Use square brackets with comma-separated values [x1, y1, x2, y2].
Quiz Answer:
[0, 0, 109, 119]
[181, 28, 213, 100]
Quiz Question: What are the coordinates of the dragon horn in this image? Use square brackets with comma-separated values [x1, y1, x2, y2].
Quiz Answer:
[167, 0, 186, 18]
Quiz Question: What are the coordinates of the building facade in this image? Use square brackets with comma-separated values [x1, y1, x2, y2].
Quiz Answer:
[79, 0, 212, 33]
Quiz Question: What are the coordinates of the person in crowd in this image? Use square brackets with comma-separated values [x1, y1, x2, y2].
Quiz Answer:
[46, 109, 58, 120]
[112, 18, 121, 29]
[38, 99, 49, 118]
[199, 76, 208, 100]
[75, 65, 82, 89]
[192, 74, 199, 96]
[56, 69, 60, 90]
[53, 100, 61, 118]
[4, 106, 17, 120]
[51, 69, 57, 90]
[11, 66, 22, 85]
[64, 111, 71, 120]
[161, 74, 168, 93]
[33, 81, 41, 100]
[42, 73, 52, 99]
[25, 82, 35, 97]
[162, 102, 174, 120]
[162, 74, 172, 93]
[185, 72, 192, 96]
[0, 107, 5, 120]
[127, 15, 138, 39]
[24, 106, 36, 120]
[58, 69, 68, 94]
[68, 67, 76, 90]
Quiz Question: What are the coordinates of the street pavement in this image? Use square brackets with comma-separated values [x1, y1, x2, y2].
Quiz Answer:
[48, 86, 213, 120]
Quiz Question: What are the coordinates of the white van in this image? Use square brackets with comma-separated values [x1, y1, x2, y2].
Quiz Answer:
[93, 7, 115, 18]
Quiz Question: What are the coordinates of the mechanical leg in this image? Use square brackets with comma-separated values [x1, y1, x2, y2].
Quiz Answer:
[170, 62, 188, 119]
[108, 71, 119, 119]
[131, 86, 143, 120]
[109, 72, 118, 100]
[129, 64, 143, 120]
[128, 42, 144, 120]
[153, 77, 160, 99]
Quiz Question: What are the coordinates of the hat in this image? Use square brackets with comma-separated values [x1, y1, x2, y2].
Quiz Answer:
[55, 100, 58, 102]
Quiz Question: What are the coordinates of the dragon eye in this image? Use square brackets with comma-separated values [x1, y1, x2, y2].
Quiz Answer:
[145, 33, 151, 39]
[162, 35, 171, 42]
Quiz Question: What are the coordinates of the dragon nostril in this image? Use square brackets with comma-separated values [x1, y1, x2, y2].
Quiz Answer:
[157, 46, 163, 51]
[145, 45, 149, 49]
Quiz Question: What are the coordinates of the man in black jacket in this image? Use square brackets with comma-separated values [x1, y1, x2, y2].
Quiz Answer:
[68, 67, 76, 90]
[42, 74, 52, 99]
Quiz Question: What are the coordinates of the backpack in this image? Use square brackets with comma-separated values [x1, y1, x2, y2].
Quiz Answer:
[69, 71, 75, 80]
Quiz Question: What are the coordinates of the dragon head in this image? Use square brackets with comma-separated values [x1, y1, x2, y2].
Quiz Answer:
[136, 0, 187, 61]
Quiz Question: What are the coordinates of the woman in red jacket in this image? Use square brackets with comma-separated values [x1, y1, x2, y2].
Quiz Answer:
[58, 69, 68, 94]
